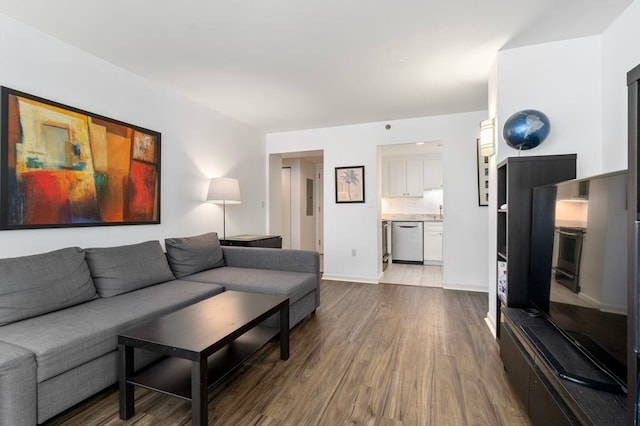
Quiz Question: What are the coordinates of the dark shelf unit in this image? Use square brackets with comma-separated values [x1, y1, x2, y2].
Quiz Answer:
[496, 154, 576, 337]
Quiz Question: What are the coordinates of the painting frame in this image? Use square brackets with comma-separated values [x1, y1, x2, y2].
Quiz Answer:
[335, 165, 365, 203]
[0, 87, 161, 230]
[476, 138, 489, 206]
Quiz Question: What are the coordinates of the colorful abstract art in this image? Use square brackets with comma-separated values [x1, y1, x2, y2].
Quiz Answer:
[0, 87, 161, 229]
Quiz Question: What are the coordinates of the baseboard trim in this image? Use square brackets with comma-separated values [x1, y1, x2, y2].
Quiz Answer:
[485, 314, 497, 338]
[321, 274, 379, 284]
[442, 281, 488, 293]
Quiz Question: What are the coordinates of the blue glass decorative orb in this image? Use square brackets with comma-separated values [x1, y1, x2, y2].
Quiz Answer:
[502, 109, 550, 150]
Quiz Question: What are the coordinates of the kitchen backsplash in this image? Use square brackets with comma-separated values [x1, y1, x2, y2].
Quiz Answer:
[381, 189, 443, 215]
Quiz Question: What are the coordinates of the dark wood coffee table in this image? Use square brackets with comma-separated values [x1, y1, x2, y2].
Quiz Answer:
[117, 291, 289, 425]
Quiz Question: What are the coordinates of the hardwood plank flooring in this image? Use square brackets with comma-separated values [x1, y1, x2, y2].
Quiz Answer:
[47, 280, 529, 425]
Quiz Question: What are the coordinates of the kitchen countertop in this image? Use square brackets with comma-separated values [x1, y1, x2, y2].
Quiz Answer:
[382, 214, 443, 222]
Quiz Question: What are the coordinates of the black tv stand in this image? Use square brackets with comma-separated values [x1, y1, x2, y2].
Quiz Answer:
[521, 325, 624, 394]
[501, 308, 626, 425]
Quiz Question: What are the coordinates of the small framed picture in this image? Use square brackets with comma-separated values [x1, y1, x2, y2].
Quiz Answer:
[335, 165, 365, 203]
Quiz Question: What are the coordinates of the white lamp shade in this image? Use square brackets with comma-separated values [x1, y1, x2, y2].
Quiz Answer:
[480, 119, 495, 157]
[206, 177, 241, 204]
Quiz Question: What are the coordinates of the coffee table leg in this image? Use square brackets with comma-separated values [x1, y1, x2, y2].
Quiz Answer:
[280, 302, 290, 360]
[118, 344, 135, 419]
[191, 358, 208, 426]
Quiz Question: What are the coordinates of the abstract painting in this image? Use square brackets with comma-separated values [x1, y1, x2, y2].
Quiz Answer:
[335, 165, 364, 203]
[0, 87, 161, 229]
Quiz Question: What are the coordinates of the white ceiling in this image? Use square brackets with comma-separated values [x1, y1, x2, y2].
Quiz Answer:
[0, 0, 632, 133]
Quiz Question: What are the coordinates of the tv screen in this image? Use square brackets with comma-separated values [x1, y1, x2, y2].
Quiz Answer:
[530, 170, 628, 390]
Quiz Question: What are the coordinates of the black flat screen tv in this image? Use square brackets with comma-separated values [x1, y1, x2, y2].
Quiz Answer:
[530, 170, 628, 392]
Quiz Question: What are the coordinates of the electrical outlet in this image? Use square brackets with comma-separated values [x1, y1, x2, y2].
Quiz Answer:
[351, 249, 357, 257]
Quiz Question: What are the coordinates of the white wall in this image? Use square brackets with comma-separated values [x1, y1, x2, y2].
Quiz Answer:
[267, 111, 489, 291]
[495, 36, 603, 176]
[0, 13, 266, 258]
[486, 58, 499, 334]
[602, 0, 640, 172]
[486, 0, 640, 334]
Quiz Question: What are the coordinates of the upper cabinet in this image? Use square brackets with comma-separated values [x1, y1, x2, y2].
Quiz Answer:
[423, 158, 443, 189]
[382, 154, 443, 197]
[387, 159, 424, 197]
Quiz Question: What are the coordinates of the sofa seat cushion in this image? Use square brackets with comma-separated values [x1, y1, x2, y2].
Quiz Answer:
[181, 267, 317, 304]
[0, 247, 97, 326]
[0, 280, 223, 383]
[85, 240, 176, 297]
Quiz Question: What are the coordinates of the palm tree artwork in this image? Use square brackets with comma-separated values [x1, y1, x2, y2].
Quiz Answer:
[341, 169, 359, 200]
[335, 166, 365, 203]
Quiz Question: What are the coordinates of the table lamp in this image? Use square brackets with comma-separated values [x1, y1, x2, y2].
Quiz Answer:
[206, 177, 241, 240]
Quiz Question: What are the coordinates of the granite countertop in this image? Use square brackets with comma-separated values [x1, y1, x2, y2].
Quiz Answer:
[381, 214, 443, 222]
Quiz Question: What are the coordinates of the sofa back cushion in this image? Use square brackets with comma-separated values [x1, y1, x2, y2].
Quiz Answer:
[85, 240, 175, 297]
[165, 232, 225, 278]
[0, 247, 97, 326]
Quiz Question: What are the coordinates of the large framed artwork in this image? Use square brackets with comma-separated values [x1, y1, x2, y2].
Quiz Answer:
[0, 87, 161, 229]
[335, 165, 365, 203]
[476, 138, 489, 206]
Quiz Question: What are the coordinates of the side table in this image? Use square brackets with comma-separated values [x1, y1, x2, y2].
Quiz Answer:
[220, 234, 282, 248]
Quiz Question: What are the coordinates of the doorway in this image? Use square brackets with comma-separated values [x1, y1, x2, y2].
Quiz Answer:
[269, 151, 324, 254]
[377, 142, 444, 287]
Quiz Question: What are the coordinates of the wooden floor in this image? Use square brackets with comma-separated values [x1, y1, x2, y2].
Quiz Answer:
[48, 281, 530, 425]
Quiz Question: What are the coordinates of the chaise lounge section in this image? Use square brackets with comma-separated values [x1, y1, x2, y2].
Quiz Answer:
[0, 232, 320, 425]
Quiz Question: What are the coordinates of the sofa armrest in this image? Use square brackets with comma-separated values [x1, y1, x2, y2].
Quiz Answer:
[222, 247, 321, 308]
[0, 341, 37, 426]
[222, 247, 319, 275]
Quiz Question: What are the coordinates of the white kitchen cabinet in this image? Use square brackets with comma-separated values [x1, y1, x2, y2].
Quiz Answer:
[423, 222, 443, 264]
[423, 158, 443, 189]
[387, 159, 423, 197]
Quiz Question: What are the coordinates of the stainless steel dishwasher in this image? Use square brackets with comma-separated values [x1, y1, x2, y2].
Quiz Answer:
[391, 221, 423, 264]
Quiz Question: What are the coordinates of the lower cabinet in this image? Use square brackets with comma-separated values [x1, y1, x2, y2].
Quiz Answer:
[500, 322, 576, 426]
[500, 325, 531, 411]
[423, 222, 443, 264]
[528, 369, 574, 426]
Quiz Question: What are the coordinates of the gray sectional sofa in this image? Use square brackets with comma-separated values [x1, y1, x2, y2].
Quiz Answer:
[0, 232, 320, 425]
